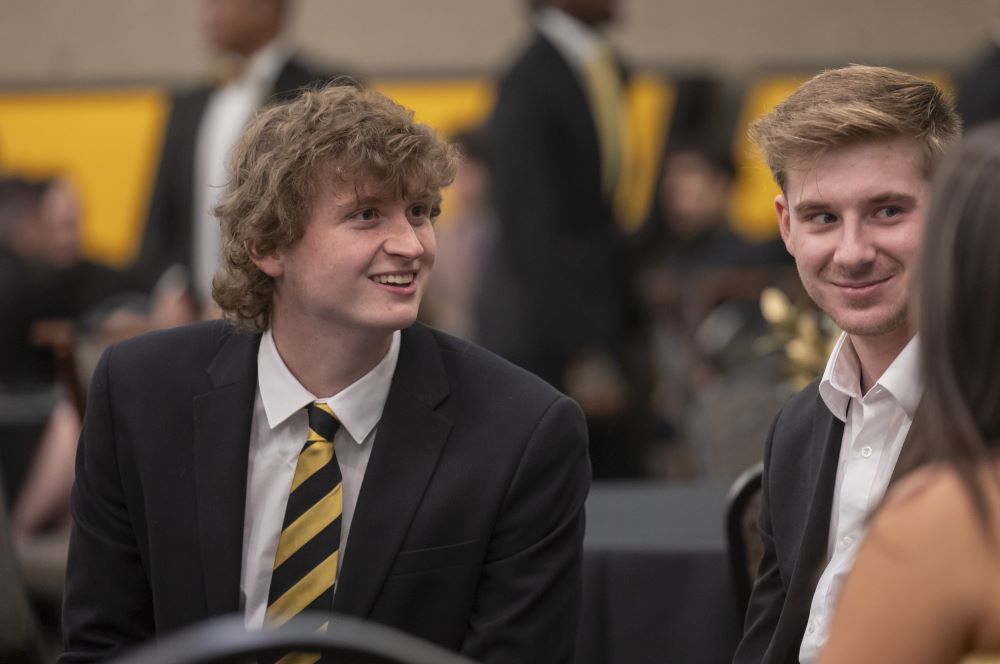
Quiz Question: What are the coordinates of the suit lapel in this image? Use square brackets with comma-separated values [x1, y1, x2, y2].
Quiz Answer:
[778, 393, 845, 656]
[333, 324, 452, 617]
[192, 328, 261, 616]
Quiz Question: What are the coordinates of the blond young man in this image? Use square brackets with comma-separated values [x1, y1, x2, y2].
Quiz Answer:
[62, 85, 590, 663]
[733, 65, 961, 664]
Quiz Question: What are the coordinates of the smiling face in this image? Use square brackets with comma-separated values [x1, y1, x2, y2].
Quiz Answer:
[777, 136, 929, 346]
[252, 176, 439, 342]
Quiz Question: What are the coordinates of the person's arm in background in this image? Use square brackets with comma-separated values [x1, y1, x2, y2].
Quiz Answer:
[819, 466, 993, 664]
[11, 399, 79, 535]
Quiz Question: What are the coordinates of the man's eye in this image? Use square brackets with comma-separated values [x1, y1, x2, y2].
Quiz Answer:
[359, 208, 377, 220]
[410, 204, 428, 217]
[876, 206, 902, 219]
[810, 213, 837, 224]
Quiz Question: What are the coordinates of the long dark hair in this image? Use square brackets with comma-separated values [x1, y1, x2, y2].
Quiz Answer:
[900, 122, 1000, 526]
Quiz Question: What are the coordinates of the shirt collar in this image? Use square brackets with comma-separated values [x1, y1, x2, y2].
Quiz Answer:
[819, 332, 922, 421]
[229, 38, 291, 91]
[534, 6, 605, 69]
[257, 329, 401, 445]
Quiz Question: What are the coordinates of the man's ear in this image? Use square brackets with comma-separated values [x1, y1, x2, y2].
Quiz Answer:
[247, 241, 283, 278]
[775, 193, 794, 257]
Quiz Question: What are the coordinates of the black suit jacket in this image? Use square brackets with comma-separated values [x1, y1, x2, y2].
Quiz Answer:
[61, 321, 590, 663]
[478, 33, 635, 388]
[133, 57, 338, 291]
[957, 45, 1000, 130]
[733, 379, 845, 664]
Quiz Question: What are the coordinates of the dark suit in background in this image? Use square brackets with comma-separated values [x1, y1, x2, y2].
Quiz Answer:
[732, 380, 844, 664]
[132, 57, 335, 291]
[957, 44, 1000, 130]
[61, 321, 590, 663]
[479, 32, 644, 477]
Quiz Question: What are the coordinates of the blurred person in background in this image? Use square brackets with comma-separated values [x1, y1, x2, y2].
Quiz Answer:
[0, 176, 132, 535]
[635, 144, 794, 479]
[733, 65, 961, 664]
[133, 0, 349, 319]
[819, 123, 1000, 664]
[479, 0, 648, 478]
[423, 129, 497, 342]
[0, 177, 65, 512]
[956, 0, 1000, 130]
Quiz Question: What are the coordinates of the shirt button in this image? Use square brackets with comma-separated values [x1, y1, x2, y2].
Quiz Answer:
[840, 536, 853, 549]
[860, 446, 873, 458]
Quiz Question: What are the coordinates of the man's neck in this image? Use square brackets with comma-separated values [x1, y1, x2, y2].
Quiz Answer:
[850, 326, 916, 395]
[269, 315, 394, 398]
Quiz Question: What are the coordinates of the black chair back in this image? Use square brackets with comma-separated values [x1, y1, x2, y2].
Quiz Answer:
[725, 461, 764, 614]
[109, 613, 481, 664]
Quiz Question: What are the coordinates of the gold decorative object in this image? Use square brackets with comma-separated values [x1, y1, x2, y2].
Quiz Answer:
[757, 287, 839, 391]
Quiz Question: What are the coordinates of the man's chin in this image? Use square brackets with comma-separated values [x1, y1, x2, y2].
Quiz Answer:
[834, 310, 910, 340]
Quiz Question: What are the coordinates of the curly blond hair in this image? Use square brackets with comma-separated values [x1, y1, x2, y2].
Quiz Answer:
[749, 64, 961, 191]
[212, 83, 458, 331]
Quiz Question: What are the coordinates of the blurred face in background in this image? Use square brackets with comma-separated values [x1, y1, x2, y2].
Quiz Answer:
[659, 150, 733, 239]
[556, 0, 619, 26]
[39, 179, 82, 271]
[201, 0, 284, 56]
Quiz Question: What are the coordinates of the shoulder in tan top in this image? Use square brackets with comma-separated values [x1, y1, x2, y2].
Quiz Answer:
[819, 461, 1000, 664]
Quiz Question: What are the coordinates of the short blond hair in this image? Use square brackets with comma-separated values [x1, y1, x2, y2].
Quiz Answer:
[213, 84, 458, 331]
[749, 64, 961, 190]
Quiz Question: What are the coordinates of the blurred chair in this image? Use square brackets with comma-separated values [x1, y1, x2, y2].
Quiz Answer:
[0, 479, 48, 664]
[686, 349, 788, 484]
[726, 460, 764, 615]
[30, 318, 86, 419]
[109, 612, 480, 664]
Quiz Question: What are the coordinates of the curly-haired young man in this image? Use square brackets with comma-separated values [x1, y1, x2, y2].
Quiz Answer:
[62, 85, 590, 664]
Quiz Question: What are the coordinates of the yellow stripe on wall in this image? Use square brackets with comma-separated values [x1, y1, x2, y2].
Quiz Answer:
[371, 78, 496, 140]
[616, 74, 674, 233]
[0, 89, 168, 267]
[0, 74, 675, 263]
[729, 74, 810, 242]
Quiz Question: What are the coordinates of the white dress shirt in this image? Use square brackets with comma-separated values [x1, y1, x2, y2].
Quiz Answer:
[798, 333, 922, 662]
[534, 5, 604, 79]
[192, 40, 289, 301]
[239, 329, 401, 629]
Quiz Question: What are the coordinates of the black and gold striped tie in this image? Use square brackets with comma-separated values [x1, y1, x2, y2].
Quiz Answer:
[263, 401, 342, 664]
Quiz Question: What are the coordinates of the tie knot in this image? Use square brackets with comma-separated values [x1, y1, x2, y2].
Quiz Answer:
[306, 402, 340, 443]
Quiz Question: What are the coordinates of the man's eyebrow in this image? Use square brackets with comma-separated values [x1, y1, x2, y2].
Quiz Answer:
[866, 191, 917, 207]
[792, 200, 831, 217]
[335, 194, 387, 210]
[792, 192, 918, 217]
[334, 191, 438, 210]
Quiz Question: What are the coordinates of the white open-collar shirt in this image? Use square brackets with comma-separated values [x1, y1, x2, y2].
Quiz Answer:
[239, 329, 401, 628]
[799, 332, 922, 662]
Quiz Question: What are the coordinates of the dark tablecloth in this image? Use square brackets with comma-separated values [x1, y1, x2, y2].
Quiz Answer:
[577, 482, 743, 664]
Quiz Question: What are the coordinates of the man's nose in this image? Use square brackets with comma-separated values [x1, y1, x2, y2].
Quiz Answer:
[832, 219, 876, 272]
[384, 213, 425, 258]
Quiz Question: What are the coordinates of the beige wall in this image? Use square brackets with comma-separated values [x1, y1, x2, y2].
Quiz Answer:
[0, 0, 993, 85]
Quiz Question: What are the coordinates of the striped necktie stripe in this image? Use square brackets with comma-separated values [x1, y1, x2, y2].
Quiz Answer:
[263, 402, 343, 662]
